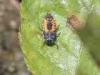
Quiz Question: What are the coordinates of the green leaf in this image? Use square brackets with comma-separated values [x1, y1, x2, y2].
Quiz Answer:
[20, 0, 100, 75]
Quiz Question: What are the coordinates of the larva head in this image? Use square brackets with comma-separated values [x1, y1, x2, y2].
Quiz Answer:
[43, 32, 56, 46]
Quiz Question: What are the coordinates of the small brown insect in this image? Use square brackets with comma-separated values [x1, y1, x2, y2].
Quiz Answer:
[42, 13, 57, 46]
[67, 15, 82, 29]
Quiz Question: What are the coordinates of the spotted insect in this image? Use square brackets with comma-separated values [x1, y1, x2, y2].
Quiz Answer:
[42, 13, 57, 46]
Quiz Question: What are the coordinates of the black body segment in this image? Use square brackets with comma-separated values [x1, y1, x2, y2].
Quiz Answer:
[43, 32, 56, 46]
[47, 22, 52, 30]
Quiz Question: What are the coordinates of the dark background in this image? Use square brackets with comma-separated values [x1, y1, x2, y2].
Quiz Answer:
[0, 0, 31, 75]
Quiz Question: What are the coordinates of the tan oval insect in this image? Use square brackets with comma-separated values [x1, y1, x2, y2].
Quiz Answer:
[67, 15, 85, 29]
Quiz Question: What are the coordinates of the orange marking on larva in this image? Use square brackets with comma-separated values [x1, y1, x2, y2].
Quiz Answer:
[43, 19, 49, 32]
